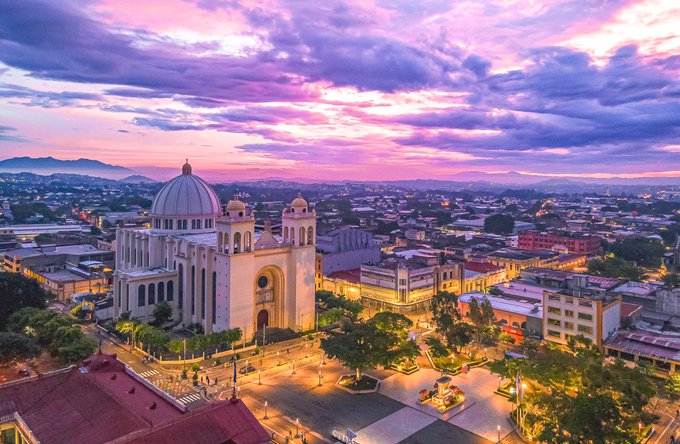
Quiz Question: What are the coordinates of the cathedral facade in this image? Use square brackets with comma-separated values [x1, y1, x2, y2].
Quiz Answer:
[113, 161, 317, 338]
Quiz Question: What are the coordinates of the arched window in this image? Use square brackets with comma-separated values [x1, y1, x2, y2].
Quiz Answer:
[191, 266, 196, 315]
[520, 321, 527, 329]
[148, 283, 156, 305]
[245, 231, 252, 252]
[158, 281, 165, 302]
[224, 232, 229, 254]
[167, 280, 174, 302]
[290, 228, 295, 245]
[218, 232, 223, 253]
[178, 264, 184, 309]
[284, 226, 289, 242]
[499, 318, 508, 325]
[212, 271, 217, 324]
[117, 281, 121, 307]
[512, 321, 520, 328]
[233, 232, 242, 253]
[299, 227, 305, 246]
[307, 226, 313, 245]
[201, 268, 206, 320]
[138, 285, 146, 307]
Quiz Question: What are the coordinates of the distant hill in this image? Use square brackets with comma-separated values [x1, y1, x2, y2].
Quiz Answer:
[0, 156, 132, 179]
[120, 175, 157, 184]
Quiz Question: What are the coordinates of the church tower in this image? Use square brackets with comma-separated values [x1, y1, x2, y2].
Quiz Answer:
[282, 193, 316, 247]
[216, 196, 255, 255]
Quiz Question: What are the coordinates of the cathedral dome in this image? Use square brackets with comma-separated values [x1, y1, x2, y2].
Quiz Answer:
[151, 161, 220, 217]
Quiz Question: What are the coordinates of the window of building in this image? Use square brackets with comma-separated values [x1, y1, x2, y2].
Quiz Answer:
[201, 268, 206, 320]
[578, 300, 593, 308]
[577, 312, 593, 321]
[548, 294, 561, 302]
[212, 271, 217, 324]
[167, 280, 174, 302]
[148, 283, 155, 305]
[191, 266, 195, 315]
[564, 297, 573, 305]
[565, 322, 574, 330]
[547, 330, 561, 338]
[548, 318, 561, 327]
[577, 324, 593, 334]
[178, 265, 183, 309]
[565, 309, 574, 317]
[158, 281, 165, 302]
[399, 279, 407, 286]
[138, 285, 146, 306]
[547, 306, 561, 315]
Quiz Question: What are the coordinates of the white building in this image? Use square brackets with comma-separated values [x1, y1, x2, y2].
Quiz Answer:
[113, 161, 317, 338]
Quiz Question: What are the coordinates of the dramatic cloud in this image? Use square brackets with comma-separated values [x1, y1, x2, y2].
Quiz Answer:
[0, 0, 678, 179]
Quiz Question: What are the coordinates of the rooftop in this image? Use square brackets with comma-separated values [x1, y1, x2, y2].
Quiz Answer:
[459, 291, 543, 318]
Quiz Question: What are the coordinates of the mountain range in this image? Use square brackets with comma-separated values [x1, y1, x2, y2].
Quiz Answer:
[1, 156, 678, 186]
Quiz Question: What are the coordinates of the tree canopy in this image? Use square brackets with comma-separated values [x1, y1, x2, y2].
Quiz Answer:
[587, 257, 645, 281]
[609, 238, 664, 268]
[484, 214, 515, 235]
[0, 273, 49, 329]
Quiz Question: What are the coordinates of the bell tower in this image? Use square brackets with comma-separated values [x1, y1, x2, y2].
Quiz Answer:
[281, 193, 316, 247]
[216, 196, 255, 255]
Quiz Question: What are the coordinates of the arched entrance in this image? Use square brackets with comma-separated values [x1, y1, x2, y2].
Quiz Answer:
[257, 310, 269, 330]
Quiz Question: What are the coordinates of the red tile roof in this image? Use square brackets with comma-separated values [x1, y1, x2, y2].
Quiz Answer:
[0, 353, 269, 444]
[327, 268, 362, 283]
[464, 261, 502, 274]
[620, 302, 643, 318]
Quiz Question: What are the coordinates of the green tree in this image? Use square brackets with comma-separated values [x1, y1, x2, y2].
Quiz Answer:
[587, 257, 646, 281]
[0, 332, 40, 361]
[431, 291, 472, 351]
[609, 238, 664, 268]
[0, 273, 48, 329]
[151, 301, 173, 326]
[321, 320, 399, 381]
[368, 312, 413, 339]
[664, 373, 680, 398]
[425, 337, 449, 359]
[483, 214, 515, 235]
[134, 324, 170, 354]
[467, 297, 498, 343]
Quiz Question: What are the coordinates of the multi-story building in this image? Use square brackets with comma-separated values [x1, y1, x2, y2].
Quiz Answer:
[316, 227, 381, 275]
[518, 230, 602, 256]
[461, 261, 507, 293]
[360, 255, 463, 313]
[486, 248, 585, 280]
[542, 275, 621, 347]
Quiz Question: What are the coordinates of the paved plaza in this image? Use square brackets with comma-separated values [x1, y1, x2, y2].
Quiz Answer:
[365, 367, 513, 443]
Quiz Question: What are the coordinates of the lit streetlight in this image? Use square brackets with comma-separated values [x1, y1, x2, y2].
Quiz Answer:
[263, 401, 268, 420]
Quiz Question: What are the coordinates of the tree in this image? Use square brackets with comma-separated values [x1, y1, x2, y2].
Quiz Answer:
[431, 291, 472, 351]
[152, 301, 173, 326]
[609, 238, 664, 268]
[320, 320, 399, 381]
[467, 297, 498, 343]
[0, 332, 40, 361]
[664, 373, 680, 398]
[662, 272, 680, 288]
[316, 291, 363, 320]
[368, 312, 413, 339]
[425, 337, 449, 359]
[484, 214, 515, 235]
[587, 257, 646, 281]
[134, 324, 170, 354]
[0, 273, 48, 329]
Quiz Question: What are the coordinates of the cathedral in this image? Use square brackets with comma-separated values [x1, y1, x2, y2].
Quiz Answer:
[113, 161, 317, 338]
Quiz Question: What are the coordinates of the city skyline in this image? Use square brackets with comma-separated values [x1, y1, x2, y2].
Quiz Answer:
[1, 0, 679, 181]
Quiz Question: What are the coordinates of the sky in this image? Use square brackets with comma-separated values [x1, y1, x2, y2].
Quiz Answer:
[0, 0, 679, 181]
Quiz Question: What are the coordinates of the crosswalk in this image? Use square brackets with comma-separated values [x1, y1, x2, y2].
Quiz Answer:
[178, 393, 203, 404]
[139, 369, 159, 378]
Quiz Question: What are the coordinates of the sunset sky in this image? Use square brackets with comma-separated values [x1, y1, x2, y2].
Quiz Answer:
[0, 0, 679, 181]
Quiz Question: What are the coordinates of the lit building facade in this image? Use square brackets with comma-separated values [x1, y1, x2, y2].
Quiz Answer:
[113, 162, 316, 337]
[518, 230, 602, 256]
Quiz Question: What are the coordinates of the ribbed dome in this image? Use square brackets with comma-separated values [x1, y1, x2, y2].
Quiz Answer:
[291, 193, 308, 208]
[226, 198, 246, 211]
[151, 163, 220, 217]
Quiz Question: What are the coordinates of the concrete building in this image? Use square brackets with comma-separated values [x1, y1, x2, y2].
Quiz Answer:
[360, 255, 463, 313]
[316, 227, 381, 275]
[461, 261, 507, 293]
[458, 291, 543, 340]
[113, 162, 316, 337]
[518, 230, 602, 256]
[542, 275, 621, 347]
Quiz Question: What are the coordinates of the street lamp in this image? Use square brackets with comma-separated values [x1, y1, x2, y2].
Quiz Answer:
[318, 363, 323, 386]
[258, 369, 261, 385]
[295, 418, 300, 438]
[497, 425, 501, 443]
[263, 401, 268, 420]
[292, 359, 296, 374]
